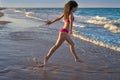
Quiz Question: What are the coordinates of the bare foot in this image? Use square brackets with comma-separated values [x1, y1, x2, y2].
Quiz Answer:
[75, 59, 84, 63]
[33, 57, 44, 67]
[44, 56, 48, 65]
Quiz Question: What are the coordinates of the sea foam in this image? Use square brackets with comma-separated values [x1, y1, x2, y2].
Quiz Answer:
[73, 31, 120, 52]
[86, 16, 120, 33]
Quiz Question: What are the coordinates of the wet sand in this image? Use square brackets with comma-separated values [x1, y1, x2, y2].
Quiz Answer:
[0, 10, 120, 80]
[0, 12, 4, 17]
[0, 12, 11, 25]
[0, 8, 6, 10]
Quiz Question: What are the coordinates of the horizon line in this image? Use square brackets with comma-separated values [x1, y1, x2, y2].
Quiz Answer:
[1, 7, 120, 8]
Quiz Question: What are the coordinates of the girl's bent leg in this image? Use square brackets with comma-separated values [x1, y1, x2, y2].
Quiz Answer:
[66, 35, 83, 63]
[44, 32, 65, 65]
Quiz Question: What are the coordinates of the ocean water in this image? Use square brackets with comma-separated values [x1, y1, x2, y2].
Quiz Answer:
[3, 8, 120, 52]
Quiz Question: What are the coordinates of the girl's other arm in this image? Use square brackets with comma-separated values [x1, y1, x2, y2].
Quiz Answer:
[69, 14, 73, 34]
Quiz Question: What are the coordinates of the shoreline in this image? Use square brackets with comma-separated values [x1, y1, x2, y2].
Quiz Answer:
[73, 31, 120, 52]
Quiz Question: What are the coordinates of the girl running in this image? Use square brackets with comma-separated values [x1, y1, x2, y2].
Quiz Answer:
[44, 0, 83, 65]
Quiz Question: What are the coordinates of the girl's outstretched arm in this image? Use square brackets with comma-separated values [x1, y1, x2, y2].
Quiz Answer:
[69, 14, 73, 35]
[46, 13, 64, 25]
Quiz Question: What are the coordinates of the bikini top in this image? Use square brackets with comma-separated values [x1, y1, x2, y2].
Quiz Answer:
[64, 14, 74, 24]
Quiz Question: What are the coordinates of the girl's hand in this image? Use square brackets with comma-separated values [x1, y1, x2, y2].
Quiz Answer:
[70, 31, 72, 35]
[46, 20, 52, 25]
[68, 31, 73, 36]
[69, 30, 73, 34]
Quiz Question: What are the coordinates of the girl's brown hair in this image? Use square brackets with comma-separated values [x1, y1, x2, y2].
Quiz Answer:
[64, 0, 78, 19]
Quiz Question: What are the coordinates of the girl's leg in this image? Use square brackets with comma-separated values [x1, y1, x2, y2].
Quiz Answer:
[66, 35, 83, 62]
[44, 32, 66, 65]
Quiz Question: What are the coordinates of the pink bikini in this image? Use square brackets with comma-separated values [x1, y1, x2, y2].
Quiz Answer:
[59, 14, 74, 33]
